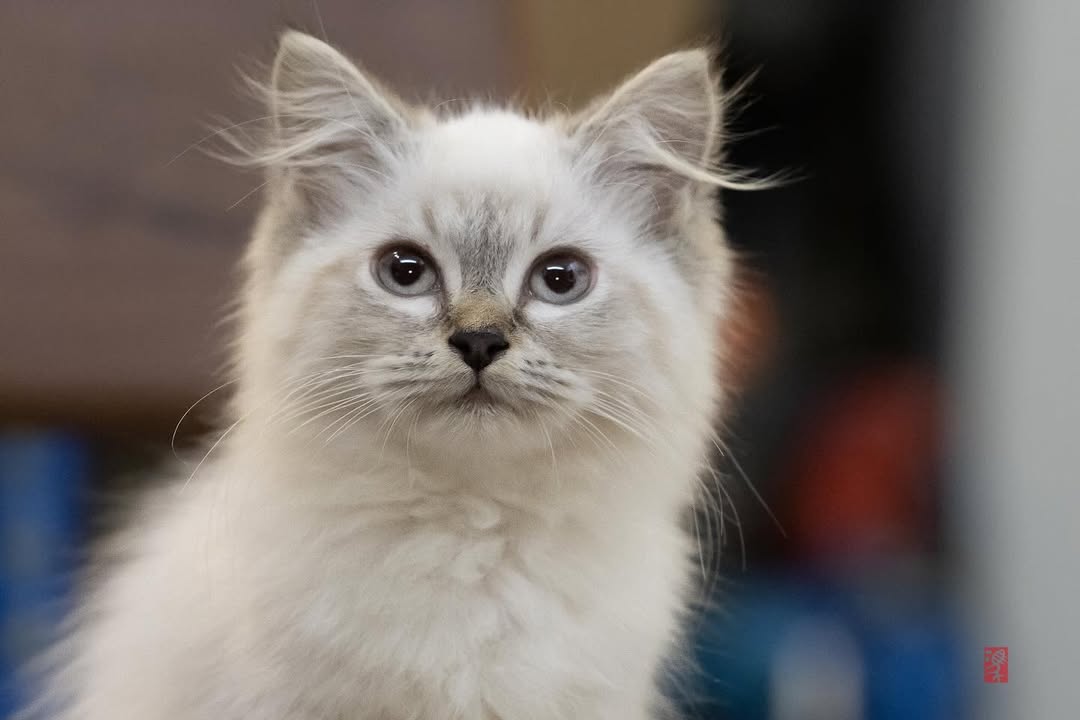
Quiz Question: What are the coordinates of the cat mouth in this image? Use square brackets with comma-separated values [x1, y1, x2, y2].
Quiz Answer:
[438, 378, 525, 416]
[461, 384, 496, 405]
[451, 381, 516, 414]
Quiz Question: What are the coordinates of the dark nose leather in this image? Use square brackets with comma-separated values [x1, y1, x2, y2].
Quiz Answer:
[448, 329, 509, 372]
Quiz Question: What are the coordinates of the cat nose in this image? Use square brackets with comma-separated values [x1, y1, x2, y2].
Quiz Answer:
[447, 329, 509, 372]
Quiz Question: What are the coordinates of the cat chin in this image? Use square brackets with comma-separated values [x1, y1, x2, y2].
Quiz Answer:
[405, 400, 574, 454]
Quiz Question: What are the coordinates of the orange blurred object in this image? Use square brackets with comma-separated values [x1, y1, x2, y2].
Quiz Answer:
[719, 269, 778, 394]
[785, 363, 940, 563]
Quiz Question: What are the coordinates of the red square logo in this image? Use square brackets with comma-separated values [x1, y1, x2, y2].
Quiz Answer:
[984, 646, 1009, 683]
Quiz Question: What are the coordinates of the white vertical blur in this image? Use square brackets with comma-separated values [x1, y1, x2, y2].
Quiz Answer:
[769, 618, 864, 720]
[949, 0, 1080, 717]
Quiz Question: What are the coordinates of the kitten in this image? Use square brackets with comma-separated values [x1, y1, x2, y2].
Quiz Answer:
[35, 31, 746, 720]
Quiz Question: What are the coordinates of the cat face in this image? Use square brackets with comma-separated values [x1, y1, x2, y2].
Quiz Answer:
[236, 32, 735, 458]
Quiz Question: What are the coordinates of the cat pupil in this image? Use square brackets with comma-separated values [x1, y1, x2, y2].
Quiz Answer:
[543, 264, 576, 293]
[390, 253, 425, 286]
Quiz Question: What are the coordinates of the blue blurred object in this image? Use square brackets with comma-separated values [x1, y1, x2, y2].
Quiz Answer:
[0, 431, 88, 716]
[864, 610, 964, 720]
[685, 574, 966, 719]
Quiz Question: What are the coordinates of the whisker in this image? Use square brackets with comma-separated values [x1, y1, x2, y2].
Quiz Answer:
[226, 180, 270, 211]
[172, 379, 237, 463]
[319, 398, 384, 445]
[570, 368, 656, 401]
[536, 413, 560, 491]
[711, 434, 786, 538]
[289, 392, 374, 433]
[376, 396, 420, 463]
[709, 465, 746, 571]
[274, 380, 374, 425]
[180, 411, 250, 491]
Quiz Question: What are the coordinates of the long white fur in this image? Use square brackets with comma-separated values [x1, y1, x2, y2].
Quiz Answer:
[30, 32, 746, 720]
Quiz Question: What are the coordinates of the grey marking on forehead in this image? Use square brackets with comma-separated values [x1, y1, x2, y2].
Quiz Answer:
[445, 192, 518, 290]
[421, 202, 439, 239]
[530, 203, 548, 244]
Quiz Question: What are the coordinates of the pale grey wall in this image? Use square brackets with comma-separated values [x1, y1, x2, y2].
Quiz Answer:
[949, 0, 1080, 716]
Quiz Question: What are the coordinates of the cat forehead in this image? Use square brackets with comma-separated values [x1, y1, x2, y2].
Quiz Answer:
[411, 110, 571, 193]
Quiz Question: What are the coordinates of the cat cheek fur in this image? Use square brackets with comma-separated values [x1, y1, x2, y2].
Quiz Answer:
[34, 31, 750, 720]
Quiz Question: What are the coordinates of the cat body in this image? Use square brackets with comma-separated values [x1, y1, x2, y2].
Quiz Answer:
[36, 32, 743, 720]
[67, 424, 695, 719]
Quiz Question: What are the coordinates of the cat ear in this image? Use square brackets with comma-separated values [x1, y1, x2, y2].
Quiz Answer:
[261, 31, 410, 190]
[573, 49, 725, 225]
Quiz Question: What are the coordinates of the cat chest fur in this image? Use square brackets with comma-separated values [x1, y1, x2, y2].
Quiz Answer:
[220, 469, 686, 719]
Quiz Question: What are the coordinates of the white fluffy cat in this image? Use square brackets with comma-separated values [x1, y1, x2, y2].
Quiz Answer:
[34, 31, 749, 720]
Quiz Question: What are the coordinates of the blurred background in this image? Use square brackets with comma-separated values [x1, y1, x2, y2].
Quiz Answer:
[1, 1, 1077, 718]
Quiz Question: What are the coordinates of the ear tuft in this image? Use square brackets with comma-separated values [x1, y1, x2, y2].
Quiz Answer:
[270, 30, 409, 166]
[221, 30, 410, 197]
[573, 49, 765, 222]
[271, 30, 359, 96]
[578, 49, 722, 170]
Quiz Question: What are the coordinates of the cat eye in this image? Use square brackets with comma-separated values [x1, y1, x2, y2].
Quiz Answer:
[374, 245, 439, 297]
[528, 251, 593, 305]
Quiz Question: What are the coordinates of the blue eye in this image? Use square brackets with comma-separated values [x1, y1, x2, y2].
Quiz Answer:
[375, 246, 439, 296]
[529, 252, 593, 304]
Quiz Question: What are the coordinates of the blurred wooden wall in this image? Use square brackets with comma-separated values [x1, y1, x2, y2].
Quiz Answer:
[0, 1, 706, 434]
[515, 0, 708, 105]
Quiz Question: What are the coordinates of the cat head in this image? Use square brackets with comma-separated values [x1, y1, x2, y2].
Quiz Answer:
[233, 31, 740, 463]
